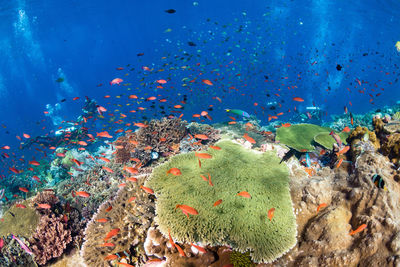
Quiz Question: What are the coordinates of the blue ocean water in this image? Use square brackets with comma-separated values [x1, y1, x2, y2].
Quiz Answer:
[0, 0, 399, 190]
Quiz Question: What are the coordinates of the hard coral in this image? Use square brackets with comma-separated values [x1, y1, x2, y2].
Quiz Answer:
[81, 173, 155, 267]
[146, 140, 297, 263]
[29, 214, 72, 265]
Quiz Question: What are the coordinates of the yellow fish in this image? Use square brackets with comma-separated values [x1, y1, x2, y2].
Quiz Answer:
[396, 41, 400, 52]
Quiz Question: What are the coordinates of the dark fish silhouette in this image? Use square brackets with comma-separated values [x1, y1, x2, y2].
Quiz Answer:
[165, 9, 176, 14]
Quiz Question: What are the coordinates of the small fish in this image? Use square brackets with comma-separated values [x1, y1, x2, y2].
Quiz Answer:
[168, 229, 175, 248]
[329, 131, 342, 148]
[97, 131, 113, 138]
[336, 146, 350, 156]
[100, 243, 115, 247]
[194, 134, 208, 140]
[213, 199, 222, 207]
[165, 9, 176, 14]
[175, 204, 199, 218]
[243, 133, 256, 144]
[96, 218, 108, 223]
[124, 166, 138, 174]
[349, 224, 367, 235]
[174, 243, 186, 257]
[15, 204, 26, 208]
[167, 168, 182, 176]
[316, 203, 327, 213]
[202, 79, 213, 86]
[195, 152, 212, 159]
[104, 228, 120, 241]
[102, 166, 114, 173]
[36, 203, 51, 209]
[336, 158, 343, 169]
[104, 254, 118, 261]
[191, 242, 207, 253]
[19, 187, 29, 193]
[209, 145, 221, 150]
[140, 185, 154, 194]
[28, 160, 40, 166]
[126, 177, 137, 182]
[110, 78, 123, 85]
[371, 174, 387, 190]
[342, 126, 351, 132]
[75, 191, 91, 198]
[237, 191, 251, 198]
[292, 97, 304, 102]
[268, 208, 275, 221]
[12, 234, 33, 255]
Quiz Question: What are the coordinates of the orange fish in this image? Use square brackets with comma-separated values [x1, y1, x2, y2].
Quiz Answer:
[167, 168, 182, 176]
[105, 206, 112, 212]
[342, 126, 351, 132]
[237, 191, 251, 198]
[37, 203, 51, 209]
[29, 160, 40, 166]
[168, 229, 175, 248]
[75, 191, 91, 198]
[19, 187, 29, 193]
[228, 121, 237, 125]
[281, 123, 291, 127]
[336, 146, 350, 156]
[104, 228, 120, 241]
[146, 96, 156, 101]
[97, 131, 113, 138]
[126, 177, 137, 182]
[175, 204, 199, 218]
[128, 196, 136, 203]
[174, 105, 183, 108]
[213, 199, 222, 207]
[99, 157, 110, 163]
[156, 79, 167, 84]
[202, 79, 213, 86]
[104, 255, 118, 261]
[16, 204, 27, 208]
[336, 158, 343, 169]
[209, 145, 221, 150]
[268, 208, 275, 221]
[102, 166, 114, 173]
[78, 141, 87, 146]
[349, 224, 367, 235]
[23, 133, 30, 138]
[140, 186, 154, 194]
[191, 242, 206, 253]
[194, 134, 208, 140]
[110, 78, 123, 85]
[195, 152, 212, 159]
[124, 166, 138, 174]
[129, 95, 138, 99]
[134, 122, 148, 128]
[243, 133, 256, 144]
[96, 218, 108, 223]
[100, 243, 115, 247]
[316, 203, 327, 213]
[292, 97, 304, 102]
[200, 174, 208, 181]
[198, 158, 201, 168]
[174, 243, 186, 257]
[116, 262, 134, 267]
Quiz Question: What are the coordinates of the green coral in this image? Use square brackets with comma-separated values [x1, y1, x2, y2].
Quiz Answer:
[146, 140, 297, 263]
[276, 124, 331, 152]
[0, 201, 39, 238]
[230, 251, 255, 267]
[314, 131, 350, 149]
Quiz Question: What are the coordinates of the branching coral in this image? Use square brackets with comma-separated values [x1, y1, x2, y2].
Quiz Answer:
[29, 214, 72, 265]
[145, 140, 297, 263]
[81, 173, 156, 267]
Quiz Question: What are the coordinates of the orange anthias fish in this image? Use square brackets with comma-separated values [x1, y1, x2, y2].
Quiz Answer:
[316, 203, 327, 213]
[292, 97, 304, 102]
[104, 254, 118, 261]
[174, 243, 186, 257]
[97, 131, 113, 138]
[140, 186, 154, 194]
[195, 152, 212, 159]
[168, 229, 175, 248]
[29, 160, 40, 166]
[268, 208, 275, 221]
[342, 126, 351, 132]
[102, 166, 114, 173]
[213, 199, 222, 207]
[194, 134, 208, 140]
[104, 228, 120, 241]
[349, 224, 367, 235]
[336, 146, 350, 156]
[37, 203, 51, 209]
[243, 133, 256, 144]
[237, 191, 251, 198]
[96, 218, 108, 223]
[202, 79, 213, 86]
[110, 78, 123, 85]
[19, 187, 29, 193]
[209, 145, 221, 150]
[134, 122, 148, 128]
[16, 204, 27, 208]
[75, 191, 91, 198]
[100, 243, 115, 247]
[191, 242, 207, 253]
[336, 158, 344, 169]
[167, 168, 182, 176]
[175, 204, 199, 218]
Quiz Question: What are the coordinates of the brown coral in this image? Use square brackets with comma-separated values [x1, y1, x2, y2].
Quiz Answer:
[29, 214, 72, 265]
[81, 173, 155, 267]
[32, 190, 59, 215]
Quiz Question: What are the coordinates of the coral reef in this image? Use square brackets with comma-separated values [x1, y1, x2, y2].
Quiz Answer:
[373, 116, 400, 165]
[259, 149, 400, 266]
[81, 173, 155, 267]
[230, 250, 255, 267]
[313, 131, 350, 149]
[29, 214, 72, 265]
[0, 235, 36, 266]
[146, 140, 297, 263]
[276, 124, 331, 152]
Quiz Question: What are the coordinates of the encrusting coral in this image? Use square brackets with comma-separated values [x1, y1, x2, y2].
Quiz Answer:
[145, 139, 297, 263]
[276, 124, 331, 152]
[81, 173, 155, 267]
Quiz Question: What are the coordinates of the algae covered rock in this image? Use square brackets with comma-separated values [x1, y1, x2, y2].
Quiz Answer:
[0, 201, 39, 238]
[276, 124, 331, 151]
[146, 140, 297, 263]
[314, 131, 350, 149]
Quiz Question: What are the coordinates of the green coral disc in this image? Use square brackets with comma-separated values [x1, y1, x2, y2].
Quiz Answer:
[275, 123, 332, 152]
[313, 131, 350, 149]
[146, 140, 297, 263]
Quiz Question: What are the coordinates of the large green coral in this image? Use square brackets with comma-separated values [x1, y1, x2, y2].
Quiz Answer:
[314, 131, 350, 149]
[145, 140, 297, 263]
[276, 124, 331, 151]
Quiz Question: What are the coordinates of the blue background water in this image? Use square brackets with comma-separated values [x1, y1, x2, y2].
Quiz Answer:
[0, 0, 399, 177]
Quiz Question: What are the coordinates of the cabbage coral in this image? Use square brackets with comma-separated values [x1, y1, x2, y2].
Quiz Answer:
[145, 140, 297, 263]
